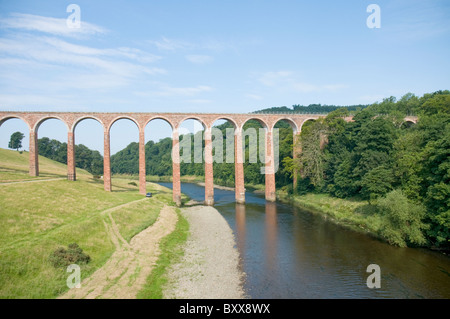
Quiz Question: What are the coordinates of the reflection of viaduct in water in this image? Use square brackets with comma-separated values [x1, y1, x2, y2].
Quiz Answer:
[0, 111, 417, 206]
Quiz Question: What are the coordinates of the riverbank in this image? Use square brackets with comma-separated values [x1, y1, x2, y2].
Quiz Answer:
[276, 191, 385, 241]
[163, 205, 247, 299]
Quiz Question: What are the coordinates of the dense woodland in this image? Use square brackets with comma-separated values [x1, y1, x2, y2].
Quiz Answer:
[34, 90, 449, 250]
[292, 91, 449, 249]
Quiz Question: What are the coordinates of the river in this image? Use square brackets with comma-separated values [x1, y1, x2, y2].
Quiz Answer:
[158, 182, 450, 299]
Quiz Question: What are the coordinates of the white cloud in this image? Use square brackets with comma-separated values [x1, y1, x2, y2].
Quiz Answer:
[150, 37, 192, 51]
[185, 54, 214, 64]
[0, 13, 106, 38]
[0, 13, 168, 111]
[257, 71, 348, 94]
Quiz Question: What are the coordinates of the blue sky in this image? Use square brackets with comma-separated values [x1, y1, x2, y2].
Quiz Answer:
[0, 0, 449, 154]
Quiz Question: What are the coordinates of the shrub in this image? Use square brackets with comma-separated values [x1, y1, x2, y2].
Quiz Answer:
[376, 189, 429, 247]
[128, 181, 137, 187]
[49, 243, 91, 268]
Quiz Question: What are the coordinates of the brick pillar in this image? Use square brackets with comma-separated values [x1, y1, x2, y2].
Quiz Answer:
[139, 129, 146, 195]
[204, 127, 214, 206]
[264, 129, 276, 202]
[292, 132, 301, 192]
[29, 130, 39, 177]
[103, 128, 112, 192]
[67, 131, 76, 181]
[172, 128, 181, 206]
[235, 128, 245, 203]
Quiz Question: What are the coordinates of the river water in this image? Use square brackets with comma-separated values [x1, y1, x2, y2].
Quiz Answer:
[159, 182, 450, 299]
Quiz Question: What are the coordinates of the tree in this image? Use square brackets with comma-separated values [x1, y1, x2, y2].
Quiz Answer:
[8, 131, 25, 151]
[361, 165, 395, 202]
[298, 119, 327, 188]
[376, 189, 428, 247]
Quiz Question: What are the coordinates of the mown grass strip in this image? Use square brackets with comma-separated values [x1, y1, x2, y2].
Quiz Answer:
[136, 209, 189, 299]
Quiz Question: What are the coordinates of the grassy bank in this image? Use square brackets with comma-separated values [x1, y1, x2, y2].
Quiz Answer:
[277, 190, 384, 239]
[136, 209, 189, 299]
[0, 148, 177, 298]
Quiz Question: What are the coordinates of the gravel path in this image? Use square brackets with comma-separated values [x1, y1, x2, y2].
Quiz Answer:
[163, 205, 247, 299]
[59, 203, 178, 299]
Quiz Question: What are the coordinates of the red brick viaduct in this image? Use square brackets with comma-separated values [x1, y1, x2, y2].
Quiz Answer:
[0, 111, 418, 206]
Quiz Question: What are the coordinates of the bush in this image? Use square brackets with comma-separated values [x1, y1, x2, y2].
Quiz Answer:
[49, 243, 91, 268]
[376, 189, 429, 247]
[128, 181, 137, 187]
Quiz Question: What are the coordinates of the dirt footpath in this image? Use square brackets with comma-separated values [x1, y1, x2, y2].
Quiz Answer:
[163, 206, 247, 299]
[59, 203, 178, 299]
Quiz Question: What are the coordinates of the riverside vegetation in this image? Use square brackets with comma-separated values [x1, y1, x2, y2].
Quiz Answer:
[0, 148, 189, 298]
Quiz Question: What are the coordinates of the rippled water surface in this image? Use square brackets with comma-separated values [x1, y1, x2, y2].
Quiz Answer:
[159, 182, 450, 299]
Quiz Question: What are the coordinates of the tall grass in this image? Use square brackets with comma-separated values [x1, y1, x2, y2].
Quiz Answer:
[0, 148, 176, 298]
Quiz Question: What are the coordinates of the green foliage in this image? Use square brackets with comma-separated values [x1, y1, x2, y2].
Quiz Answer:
[37, 137, 103, 176]
[376, 190, 428, 247]
[298, 119, 327, 188]
[294, 90, 449, 249]
[255, 103, 369, 114]
[49, 243, 91, 268]
[8, 131, 24, 151]
[360, 166, 395, 201]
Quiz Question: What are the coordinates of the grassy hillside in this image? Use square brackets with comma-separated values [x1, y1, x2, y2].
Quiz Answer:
[0, 148, 92, 182]
[0, 148, 177, 298]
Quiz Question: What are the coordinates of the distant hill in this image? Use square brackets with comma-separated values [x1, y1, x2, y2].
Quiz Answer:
[252, 103, 369, 114]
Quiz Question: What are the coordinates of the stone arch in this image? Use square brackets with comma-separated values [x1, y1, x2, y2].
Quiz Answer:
[107, 115, 140, 133]
[72, 115, 105, 132]
[210, 116, 238, 130]
[34, 116, 70, 133]
[401, 120, 416, 129]
[70, 117, 105, 181]
[299, 118, 317, 132]
[271, 117, 298, 134]
[272, 119, 295, 189]
[144, 116, 175, 131]
[144, 118, 174, 174]
[0, 115, 31, 130]
[241, 117, 269, 131]
[179, 116, 207, 131]
[0, 116, 31, 152]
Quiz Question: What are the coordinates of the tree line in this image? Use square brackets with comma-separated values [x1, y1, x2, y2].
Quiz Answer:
[288, 90, 449, 249]
[254, 103, 370, 114]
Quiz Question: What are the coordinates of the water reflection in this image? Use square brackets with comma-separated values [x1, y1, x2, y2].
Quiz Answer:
[265, 202, 278, 273]
[235, 203, 246, 258]
[159, 182, 450, 299]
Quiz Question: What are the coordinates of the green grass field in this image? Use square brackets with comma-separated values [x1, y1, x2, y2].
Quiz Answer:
[0, 148, 182, 299]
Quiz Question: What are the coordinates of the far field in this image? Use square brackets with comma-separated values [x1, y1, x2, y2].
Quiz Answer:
[0, 148, 185, 298]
